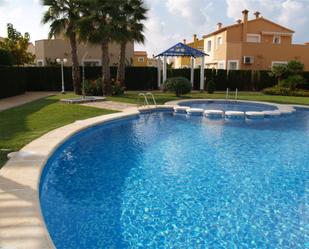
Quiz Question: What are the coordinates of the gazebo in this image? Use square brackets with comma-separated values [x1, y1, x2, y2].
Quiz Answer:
[155, 42, 208, 91]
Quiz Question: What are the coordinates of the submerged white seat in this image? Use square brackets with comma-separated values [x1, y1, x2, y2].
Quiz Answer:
[204, 110, 224, 118]
[279, 109, 293, 116]
[263, 110, 281, 118]
[187, 108, 204, 116]
[245, 111, 264, 119]
[225, 111, 245, 119]
[174, 106, 190, 114]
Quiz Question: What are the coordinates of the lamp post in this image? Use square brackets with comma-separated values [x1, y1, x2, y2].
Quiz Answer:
[56, 58, 68, 94]
[82, 52, 88, 99]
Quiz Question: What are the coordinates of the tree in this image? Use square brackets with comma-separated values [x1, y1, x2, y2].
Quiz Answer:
[0, 23, 35, 65]
[115, 0, 147, 86]
[78, 0, 117, 96]
[270, 60, 305, 90]
[42, 0, 82, 94]
[0, 48, 13, 66]
[287, 60, 304, 75]
[269, 64, 288, 84]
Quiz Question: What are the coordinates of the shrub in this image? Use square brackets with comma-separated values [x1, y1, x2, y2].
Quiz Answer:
[163, 77, 191, 96]
[287, 60, 304, 75]
[0, 49, 13, 66]
[207, 80, 216, 93]
[83, 78, 102, 96]
[111, 84, 125, 96]
[263, 86, 309, 97]
[279, 75, 305, 90]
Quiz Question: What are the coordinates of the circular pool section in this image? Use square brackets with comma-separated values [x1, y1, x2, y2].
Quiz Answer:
[178, 100, 277, 112]
[40, 110, 309, 249]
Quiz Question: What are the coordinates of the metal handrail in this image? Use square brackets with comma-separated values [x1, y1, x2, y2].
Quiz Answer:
[225, 88, 229, 100]
[146, 92, 157, 108]
[138, 93, 149, 106]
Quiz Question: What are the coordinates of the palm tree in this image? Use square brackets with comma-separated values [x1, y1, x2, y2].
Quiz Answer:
[42, 0, 82, 94]
[116, 0, 147, 86]
[78, 0, 116, 96]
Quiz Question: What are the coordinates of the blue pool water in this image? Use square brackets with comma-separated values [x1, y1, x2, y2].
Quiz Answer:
[40, 109, 309, 249]
[179, 100, 277, 111]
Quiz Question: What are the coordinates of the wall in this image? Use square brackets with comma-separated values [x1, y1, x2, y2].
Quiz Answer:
[241, 43, 309, 70]
[133, 53, 148, 67]
[35, 39, 134, 66]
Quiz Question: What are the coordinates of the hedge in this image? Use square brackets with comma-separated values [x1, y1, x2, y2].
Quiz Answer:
[1, 66, 308, 99]
[0, 67, 26, 98]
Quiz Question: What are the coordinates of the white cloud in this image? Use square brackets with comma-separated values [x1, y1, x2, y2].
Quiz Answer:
[226, 0, 281, 20]
[166, 0, 208, 24]
[278, 0, 308, 26]
[136, 7, 183, 55]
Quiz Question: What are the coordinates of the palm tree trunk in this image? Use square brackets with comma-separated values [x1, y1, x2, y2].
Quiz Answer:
[101, 40, 111, 96]
[116, 41, 126, 86]
[69, 33, 81, 95]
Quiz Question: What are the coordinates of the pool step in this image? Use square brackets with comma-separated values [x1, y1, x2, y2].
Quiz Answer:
[172, 106, 296, 120]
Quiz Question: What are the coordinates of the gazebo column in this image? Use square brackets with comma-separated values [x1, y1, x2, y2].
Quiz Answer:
[163, 56, 167, 83]
[190, 57, 194, 87]
[157, 57, 161, 89]
[200, 56, 205, 91]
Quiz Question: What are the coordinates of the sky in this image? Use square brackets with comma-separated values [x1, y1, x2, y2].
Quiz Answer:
[0, 0, 309, 55]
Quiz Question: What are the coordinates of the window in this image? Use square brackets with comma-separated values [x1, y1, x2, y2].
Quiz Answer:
[37, 60, 44, 66]
[273, 35, 281, 44]
[272, 61, 288, 67]
[207, 40, 211, 53]
[247, 34, 261, 43]
[217, 61, 225, 69]
[217, 36, 222, 47]
[138, 57, 145, 62]
[228, 60, 239, 70]
[83, 60, 101, 67]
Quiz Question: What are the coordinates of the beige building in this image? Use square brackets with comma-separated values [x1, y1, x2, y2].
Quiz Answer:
[176, 10, 309, 71]
[133, 51, 161, 68]
[204, 10, 309, 70]
[35, 38, 134, 67]
[174, 35, 204, 69]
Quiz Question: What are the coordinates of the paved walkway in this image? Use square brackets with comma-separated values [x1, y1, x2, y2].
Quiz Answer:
[0, 92, 57, 112]
[82, 100, 137, 111]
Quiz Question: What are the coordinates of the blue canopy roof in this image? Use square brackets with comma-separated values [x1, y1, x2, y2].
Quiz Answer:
[155, 42, 208, 58]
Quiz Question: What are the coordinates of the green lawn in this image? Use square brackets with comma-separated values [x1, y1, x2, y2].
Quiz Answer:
[2, 90, 309, 168]
[0, 94, 117, 168]
[108, 91, 309, 106]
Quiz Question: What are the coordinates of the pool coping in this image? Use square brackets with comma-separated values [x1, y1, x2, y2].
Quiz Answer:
[165, 98, 298, 113]
[0, 100, 309, 249]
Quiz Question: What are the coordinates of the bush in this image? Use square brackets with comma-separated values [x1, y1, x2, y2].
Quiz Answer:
[0, 49, 13, 66]
[83, 78, 102, 96]
[163, 77, 192, 96]
[263, 86, 309, 97]
[207, 80, 215, 93]
[111, 84, 125, 96]
[279, 75, 305, 90]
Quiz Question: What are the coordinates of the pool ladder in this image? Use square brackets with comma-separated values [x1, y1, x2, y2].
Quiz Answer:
[225, 88, 238, 101]
[138, 92, 157, 109]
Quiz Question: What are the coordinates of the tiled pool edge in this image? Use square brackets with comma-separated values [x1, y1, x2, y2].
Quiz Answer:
[1, 101, 308, 249]
[165, 98, 298, 113]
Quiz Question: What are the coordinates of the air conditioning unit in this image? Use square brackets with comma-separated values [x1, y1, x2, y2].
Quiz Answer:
[243, 56, 254, 64]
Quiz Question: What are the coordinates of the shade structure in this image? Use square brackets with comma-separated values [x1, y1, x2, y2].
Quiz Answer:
[155, 42, 208, 90]
[155, 42, 207, 58]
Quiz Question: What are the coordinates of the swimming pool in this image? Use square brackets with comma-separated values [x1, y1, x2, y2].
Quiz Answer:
[40, 107, 309, 249]
[178, 100, 277, 112]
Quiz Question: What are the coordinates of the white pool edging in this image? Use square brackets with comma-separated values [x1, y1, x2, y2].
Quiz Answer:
[0, 100, 308, 249]
[0, 109, 141, 249]
[166, 99, 297, 119]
